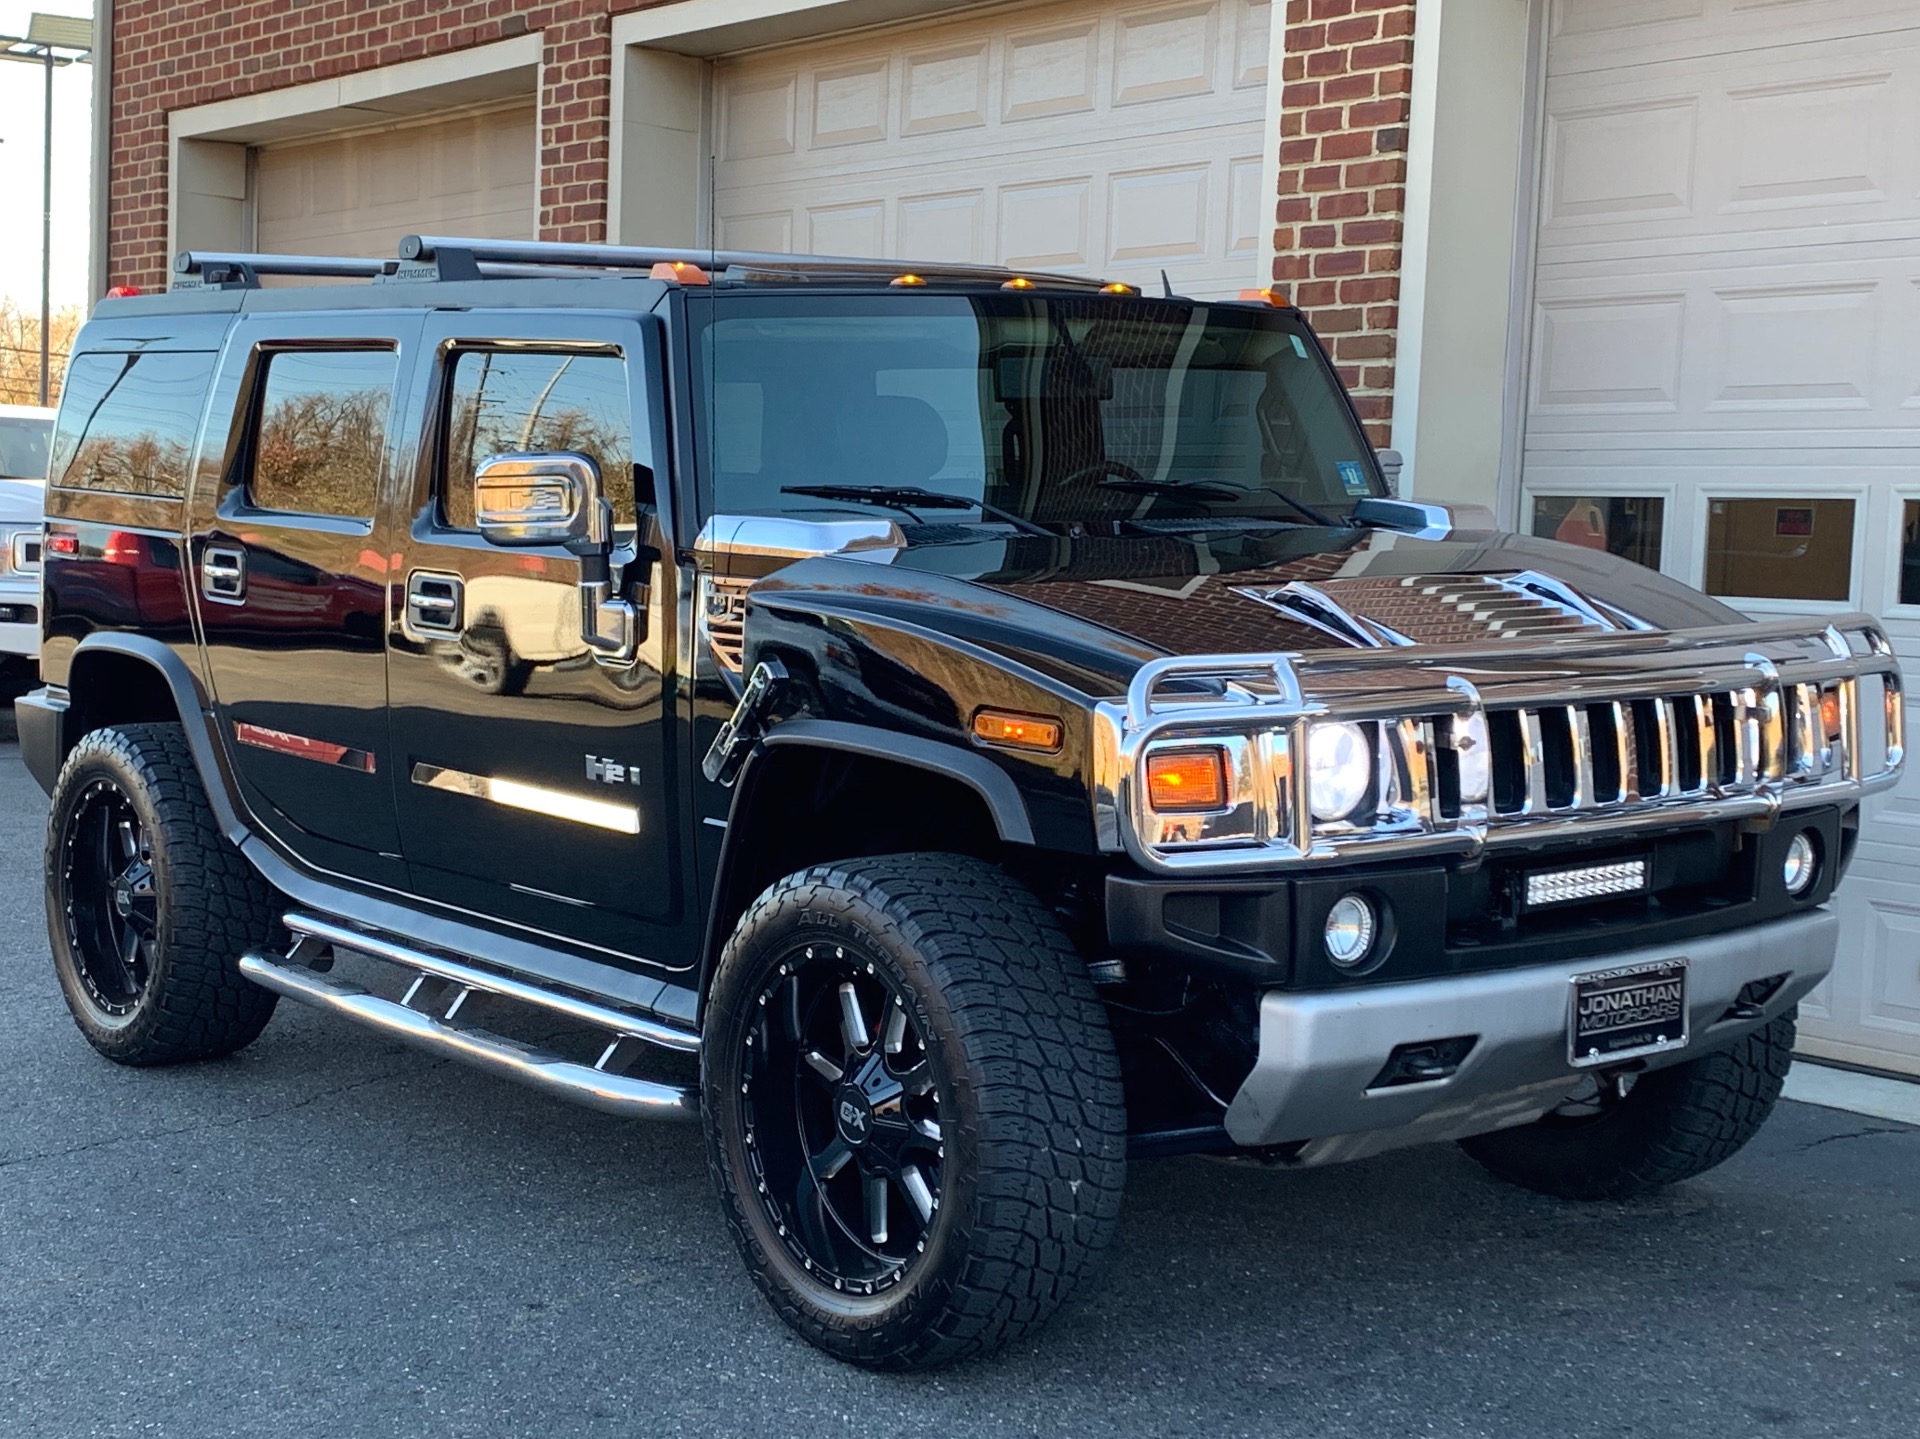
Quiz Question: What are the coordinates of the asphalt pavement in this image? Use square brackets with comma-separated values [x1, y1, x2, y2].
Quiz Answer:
[2, 714, 1917, 1439]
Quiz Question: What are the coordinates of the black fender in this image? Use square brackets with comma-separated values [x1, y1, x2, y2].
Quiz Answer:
[44, 633, 251, 846]
[695, 718, 1038, 1010]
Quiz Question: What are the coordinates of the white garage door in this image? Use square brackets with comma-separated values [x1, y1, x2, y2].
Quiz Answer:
[711, 0, 1272, 297]
[253, 106, 537, 260]
[1520, 0, 1920, 1074]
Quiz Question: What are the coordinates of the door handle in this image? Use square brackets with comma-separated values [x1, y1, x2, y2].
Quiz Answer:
[406, 571, 464, 635]
[201, 546, 247, 604]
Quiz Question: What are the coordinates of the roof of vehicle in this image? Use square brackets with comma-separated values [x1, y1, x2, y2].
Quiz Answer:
[0, 403, 55, 421]
[90, 235, 1281, 323]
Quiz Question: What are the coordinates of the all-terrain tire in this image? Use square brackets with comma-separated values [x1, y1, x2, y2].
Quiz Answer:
[703, 853, 1128, 1369]
[1459, 1011, 1797, 1200]
[46, 723, 280, 1064]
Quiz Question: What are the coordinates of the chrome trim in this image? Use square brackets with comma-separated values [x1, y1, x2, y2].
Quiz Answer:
[238, 952, 699, 1118]
[692, 513, 904, 563]
[3, 525, 40, 576]
[411, 762, 641, 835]
[1093, 613, 1904, 874]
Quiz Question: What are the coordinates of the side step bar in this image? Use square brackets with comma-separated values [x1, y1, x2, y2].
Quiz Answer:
[238, 913, 700, 1122]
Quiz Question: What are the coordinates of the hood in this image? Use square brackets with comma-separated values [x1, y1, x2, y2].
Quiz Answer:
[0, 476, 43, 525]
[744, 521, 1742, 697]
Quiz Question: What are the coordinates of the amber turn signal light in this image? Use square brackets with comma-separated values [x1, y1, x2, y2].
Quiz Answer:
[972, 710, 1063, 753]
[1145, 748, 1229, 812]
[1820, 687, 1844, 742]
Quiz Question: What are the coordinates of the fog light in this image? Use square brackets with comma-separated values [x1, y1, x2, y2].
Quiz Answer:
[1783, 831, 1818, 896]
[1324, 893, 1377, 969]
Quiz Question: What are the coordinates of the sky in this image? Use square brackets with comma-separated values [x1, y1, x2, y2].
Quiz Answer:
[0, 4, 95, 315]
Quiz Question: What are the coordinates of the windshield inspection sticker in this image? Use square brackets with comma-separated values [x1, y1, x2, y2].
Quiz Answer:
[1290, 334, 1310, 359]
[1336, 460, 1371, 495]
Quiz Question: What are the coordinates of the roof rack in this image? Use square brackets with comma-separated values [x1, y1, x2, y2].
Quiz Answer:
[173, 251, 392, 290]
[159, 236, 1123, 293]
[397, 235, 1113, 290]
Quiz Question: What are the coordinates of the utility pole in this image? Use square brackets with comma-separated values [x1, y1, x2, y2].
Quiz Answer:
[2, 13, 94, 406]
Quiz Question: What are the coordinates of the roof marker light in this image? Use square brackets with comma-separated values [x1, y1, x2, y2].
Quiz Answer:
[1100, 282, 1136, 295]
[1001, 277, 1035, 291]
[1238, 287, 1289, 306]
[891, 273, 928, 288]
[649, 260, 710, 285]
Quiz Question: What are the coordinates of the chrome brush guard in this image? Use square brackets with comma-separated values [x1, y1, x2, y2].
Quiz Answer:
[1092, 616, 1905, 874]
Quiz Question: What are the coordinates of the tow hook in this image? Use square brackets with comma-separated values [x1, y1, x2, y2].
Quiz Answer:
[702, 658, 789, 786]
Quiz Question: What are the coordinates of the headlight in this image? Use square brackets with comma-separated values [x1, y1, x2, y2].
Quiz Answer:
[1308, 721, 1372, 822]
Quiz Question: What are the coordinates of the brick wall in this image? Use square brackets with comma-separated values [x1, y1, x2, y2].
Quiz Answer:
[106, 0, 653, 291]
[1271, 0, 1417, 446]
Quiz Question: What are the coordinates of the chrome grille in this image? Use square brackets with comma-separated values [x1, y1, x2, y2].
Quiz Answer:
[700, 575, 752, 673]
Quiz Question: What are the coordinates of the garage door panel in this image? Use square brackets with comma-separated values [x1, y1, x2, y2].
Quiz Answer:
[1526, 1, 1920, 1071]
[1549, 0, 1920, 77]
[712, 0, 1269, 295]
[1540, 28, 1920, 259]
[254, 107, 535, 260]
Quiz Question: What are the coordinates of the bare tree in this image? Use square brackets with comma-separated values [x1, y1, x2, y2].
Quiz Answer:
[0, 300, 82, 407]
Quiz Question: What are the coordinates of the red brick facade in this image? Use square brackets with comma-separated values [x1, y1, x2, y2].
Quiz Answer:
[106, 0, 654, 291]
[1271, 0, 1416, 445]
[107, 0, 1417, 439]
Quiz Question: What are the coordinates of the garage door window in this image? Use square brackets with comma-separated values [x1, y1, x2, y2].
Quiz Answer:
[1529, 496, 1664, 570]
[1703, 497, 1854, 604]
[441, 349, 636, 530]
[249, 349, 397, 520]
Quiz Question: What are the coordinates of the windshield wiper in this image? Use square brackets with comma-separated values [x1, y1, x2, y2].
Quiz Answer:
[780, 484, 1050, 537]
[1096, 475, 1343, 529]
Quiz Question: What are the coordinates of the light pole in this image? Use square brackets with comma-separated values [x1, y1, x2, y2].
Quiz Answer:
[1, 13, 93, 407]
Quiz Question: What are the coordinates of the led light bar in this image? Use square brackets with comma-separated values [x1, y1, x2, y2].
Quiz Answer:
[1525, 859, 1648, 909]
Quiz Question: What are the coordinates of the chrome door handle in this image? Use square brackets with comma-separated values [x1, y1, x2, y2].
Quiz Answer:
[406, 571, 464, 635]
[201, 546, 247, 604]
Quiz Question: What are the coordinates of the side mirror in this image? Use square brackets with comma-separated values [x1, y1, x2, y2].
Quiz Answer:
[474, 453, 603, 549]
[473, 451, 638, 662]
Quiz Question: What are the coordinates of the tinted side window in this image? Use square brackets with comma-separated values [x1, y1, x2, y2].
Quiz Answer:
[50, 351, 217, 498]
[249, 348, 397, 520]
[441, 350, 634, 529]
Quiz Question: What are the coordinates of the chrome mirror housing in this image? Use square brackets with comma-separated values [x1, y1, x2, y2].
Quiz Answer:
[474, 453, 602, 548]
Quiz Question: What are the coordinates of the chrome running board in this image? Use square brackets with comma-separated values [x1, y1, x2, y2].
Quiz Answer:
[238, 912, 699, 1121]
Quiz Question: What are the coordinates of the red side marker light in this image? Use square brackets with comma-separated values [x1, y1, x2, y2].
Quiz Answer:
[46, 532, 78, 556]
[105, 286, 143, 299]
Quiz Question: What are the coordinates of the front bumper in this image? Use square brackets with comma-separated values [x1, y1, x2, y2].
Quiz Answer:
[1223, 907, 1836, 1162]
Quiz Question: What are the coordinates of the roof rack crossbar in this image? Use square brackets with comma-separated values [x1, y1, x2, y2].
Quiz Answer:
[397, 234, 1111, 290]
[173, 250, 390, 290]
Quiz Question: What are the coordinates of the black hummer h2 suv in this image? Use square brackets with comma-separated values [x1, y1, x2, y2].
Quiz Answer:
[19, 236, 1904, 1368]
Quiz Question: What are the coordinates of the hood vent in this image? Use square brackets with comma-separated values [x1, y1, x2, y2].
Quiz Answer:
[1233, 571, 1648, 648]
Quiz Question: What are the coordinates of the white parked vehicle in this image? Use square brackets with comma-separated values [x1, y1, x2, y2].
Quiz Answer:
[0, 403, 56, 695]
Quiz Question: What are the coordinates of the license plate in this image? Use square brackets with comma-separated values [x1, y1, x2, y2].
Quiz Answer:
[1568, 958, 1689, 1068]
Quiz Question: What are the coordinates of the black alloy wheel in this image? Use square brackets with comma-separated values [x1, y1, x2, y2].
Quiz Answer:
[704, 854, 1127, 1368]
[46, 723, 280, 1064]
[60, 776, 160, 1017]
[738, 940, 947, 1297]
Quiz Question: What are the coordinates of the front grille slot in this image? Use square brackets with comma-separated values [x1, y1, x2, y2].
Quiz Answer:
[1483, 687, 1773, 819]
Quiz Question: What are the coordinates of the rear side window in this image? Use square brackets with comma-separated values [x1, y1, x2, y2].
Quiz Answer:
[441, 349, 635, 529]
[248, 348, 397, 520]
[51, 351, 217, 498]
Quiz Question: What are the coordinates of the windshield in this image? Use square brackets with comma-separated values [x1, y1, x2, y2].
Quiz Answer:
[694, 294, 1381, 530]
[0, 415, 52, 479]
